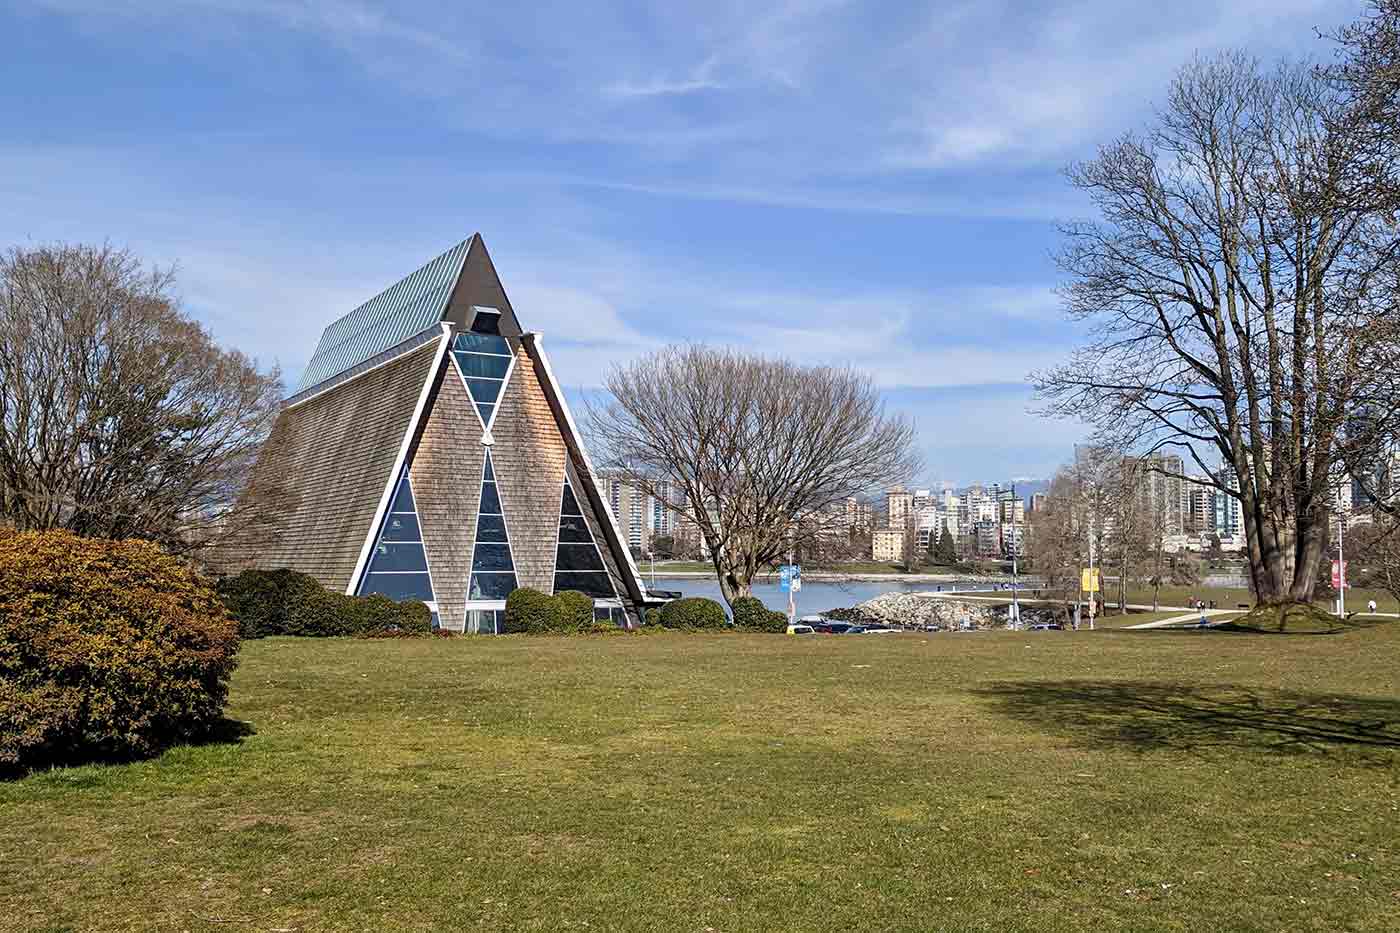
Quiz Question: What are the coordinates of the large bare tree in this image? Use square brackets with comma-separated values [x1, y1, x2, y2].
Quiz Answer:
[1036, 52, 1400, 611]
[586, 345, 920, 607]
[0, 243, 284, 554]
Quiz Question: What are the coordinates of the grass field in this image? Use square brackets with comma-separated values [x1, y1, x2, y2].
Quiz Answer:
[4, 628, 1399, 932]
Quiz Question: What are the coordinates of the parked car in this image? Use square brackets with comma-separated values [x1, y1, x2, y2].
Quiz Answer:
[813, 621, 855, 634]
[851, 624, 897, 634]
[786, 623, 816, 635]
[1029, 623, 1063, 631]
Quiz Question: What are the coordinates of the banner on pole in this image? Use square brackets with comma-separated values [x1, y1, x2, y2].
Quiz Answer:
[1331, 560, 1347, 590]
[1080, 568, 1100, 592]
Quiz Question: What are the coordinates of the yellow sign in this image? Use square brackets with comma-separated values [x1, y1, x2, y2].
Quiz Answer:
[1081, 568, 1100, 592]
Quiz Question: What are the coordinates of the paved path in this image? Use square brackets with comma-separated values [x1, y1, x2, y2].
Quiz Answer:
[1124, 609, 1238, 629]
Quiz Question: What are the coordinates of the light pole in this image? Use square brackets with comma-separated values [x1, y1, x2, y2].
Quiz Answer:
[1009, 483, 1021, 629]
[1337, 504, 1346, 618]
[647, 550, 656, 589]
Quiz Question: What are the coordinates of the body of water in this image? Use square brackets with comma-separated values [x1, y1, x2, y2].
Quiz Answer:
[649, 576, 1024, 617]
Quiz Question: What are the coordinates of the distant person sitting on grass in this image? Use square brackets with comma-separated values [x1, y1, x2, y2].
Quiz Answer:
[1198, 606, 1209, 628]
[1368, 599, 1377, 614]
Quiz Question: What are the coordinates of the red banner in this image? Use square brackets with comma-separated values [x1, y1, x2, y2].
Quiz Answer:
[1331, 560, 1347, 590]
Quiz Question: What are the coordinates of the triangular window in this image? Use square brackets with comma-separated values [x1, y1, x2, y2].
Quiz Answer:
[360, 469, 435, 603]
[553, 475, 618, 599]
[468, 451, 518, 601]
[451, 332, 514, 429]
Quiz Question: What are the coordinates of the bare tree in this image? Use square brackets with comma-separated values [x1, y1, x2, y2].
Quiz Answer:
[1036, 53, 1400, 611]
[0, 243, 284, 554]
[1025, 470, 1086, 624]
[585, 345, 920, 608]
[1326, 1, 1400, 211]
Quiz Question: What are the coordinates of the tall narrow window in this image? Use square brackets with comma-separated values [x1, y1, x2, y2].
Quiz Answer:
[360, 469, 435, 603]
[451, 332, 513, 429]
[553, 476, 618, 599]
[468, 451, 518, 602]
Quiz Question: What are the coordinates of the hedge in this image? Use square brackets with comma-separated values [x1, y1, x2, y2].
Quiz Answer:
[503, 588, 608, 635]
[553, 590, 596, 633]
[659, 596, 728, 630]
[504, 588, 553, 634]
[731, 596, 789, 633]
[0, 529, 240, 772]
[216, 568, 431, 639]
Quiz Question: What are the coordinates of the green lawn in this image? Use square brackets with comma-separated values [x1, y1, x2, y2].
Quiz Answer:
[4, 629, 1399, 932]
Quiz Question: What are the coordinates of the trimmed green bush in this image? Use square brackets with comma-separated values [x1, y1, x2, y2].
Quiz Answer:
[504, 588, 553, 634]
[730, 596, 766, 629]
[216, 568, 430, 639]
[729, 596, 788, 632]
[659, 596, 728, 630]
[552, 590, 596, 633]
[0, 529, 240, 772]
[644, 607, 663, 627]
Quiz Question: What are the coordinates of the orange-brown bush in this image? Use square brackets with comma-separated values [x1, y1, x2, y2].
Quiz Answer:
[0, 529, 240, 773]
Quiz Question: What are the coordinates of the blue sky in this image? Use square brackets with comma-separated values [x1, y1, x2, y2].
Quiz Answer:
[0, 0, 1364, 484]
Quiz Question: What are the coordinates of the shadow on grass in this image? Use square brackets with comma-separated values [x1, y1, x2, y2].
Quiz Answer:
[2, 716, 256, 782]
[973, 680, 1400, 762]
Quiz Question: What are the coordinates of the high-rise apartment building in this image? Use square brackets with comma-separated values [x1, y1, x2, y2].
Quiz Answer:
[885, 486, 914, 530]
[1133, 452, 1188, 538]
[1212, 467, 1245, 549]
[601, 473, 651, 555]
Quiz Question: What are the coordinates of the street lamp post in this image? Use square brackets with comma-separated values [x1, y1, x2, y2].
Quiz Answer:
[1337, 507, 1346, 618]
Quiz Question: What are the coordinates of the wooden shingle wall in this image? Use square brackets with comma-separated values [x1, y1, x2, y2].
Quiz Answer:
[408, 362, 484, 631]
[247, 341, 439, 592]
[489, 344, 567, 592]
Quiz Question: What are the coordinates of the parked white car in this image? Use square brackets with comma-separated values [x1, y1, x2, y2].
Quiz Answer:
[786, 623, 816, 635]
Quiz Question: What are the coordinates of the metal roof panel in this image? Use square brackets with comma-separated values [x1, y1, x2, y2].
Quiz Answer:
[294, 237, 472, 392]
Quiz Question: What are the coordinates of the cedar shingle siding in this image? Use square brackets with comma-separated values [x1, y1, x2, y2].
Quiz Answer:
[491, 344, 568, 592]
[408, 363, 484, 631]
[249, 340, 439, 592]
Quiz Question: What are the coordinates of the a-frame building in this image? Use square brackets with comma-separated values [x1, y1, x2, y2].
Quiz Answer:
[248, 235, 650, 632]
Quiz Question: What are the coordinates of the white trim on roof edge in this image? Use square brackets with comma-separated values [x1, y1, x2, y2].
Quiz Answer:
[524, 334, 648, 603]
[285, 325, 444, 410]
[346, 323, 453, 596]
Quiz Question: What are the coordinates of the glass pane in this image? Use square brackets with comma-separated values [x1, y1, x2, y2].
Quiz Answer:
[554, 571, 616, 599]
[393, 475, 415, 512]
[468, 609, 498, 634]
[556, 542, 606, 572]
[453, 351, 511, 379]
[561, 484, 583, 516]
[472, 543, 515, 572]
[453, 333, 511, 356]
[465, 378, 502, 404]
[470, 310, 502, 335]
[476, 513, 507, 542]
[381, 513, 421, 542]
[369, 542, 427, 573]
[362, 572, 434, 602]
[559, 516, 592, 543]
[482, 455, 494, 481]
[476, 403, 495, 425]
[479, 482, 502, 515]
[469, 572, 518, 600]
